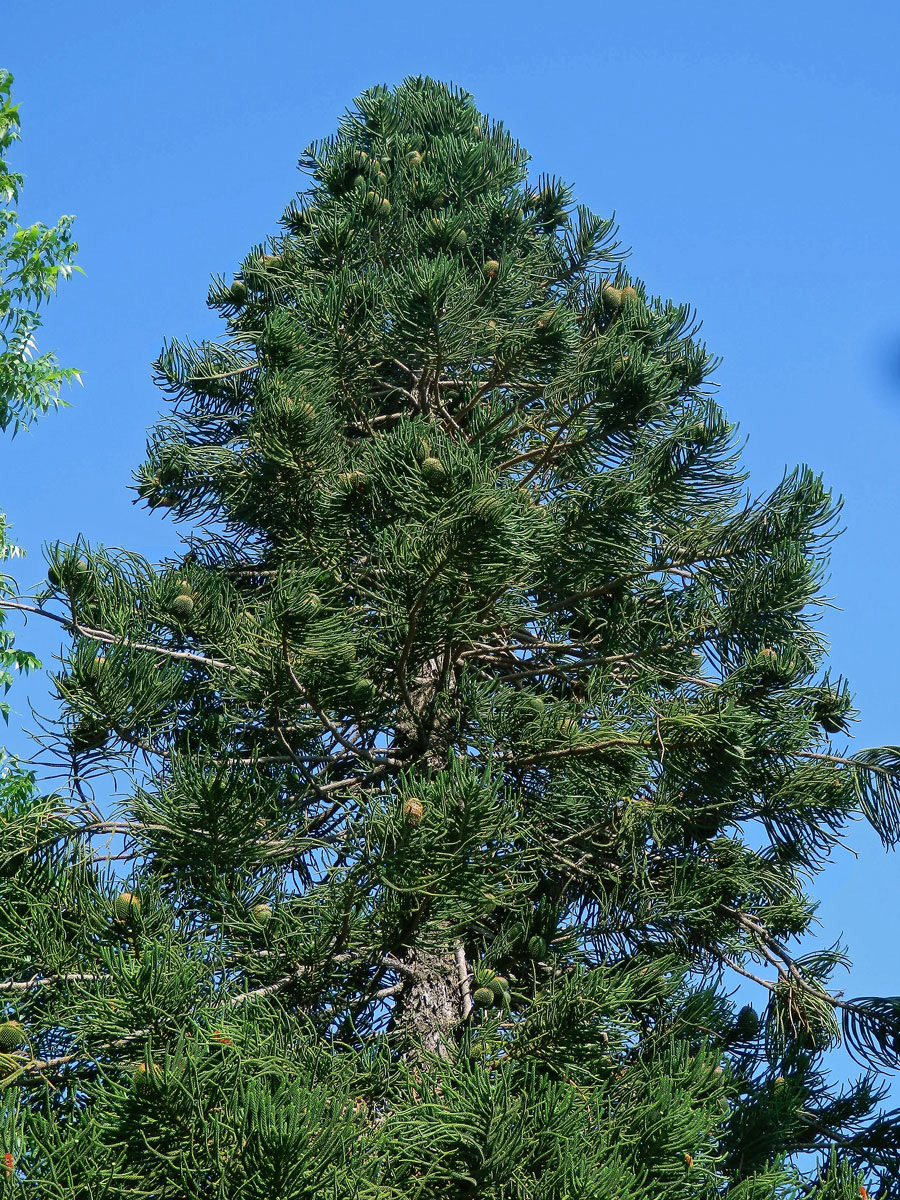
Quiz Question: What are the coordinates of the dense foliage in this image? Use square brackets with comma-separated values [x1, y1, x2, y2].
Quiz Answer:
[1, 65, 76, 1179]
[3, 78, 900, 1198]
[1, 65, 77, 815]
[0, 70, 79, 434]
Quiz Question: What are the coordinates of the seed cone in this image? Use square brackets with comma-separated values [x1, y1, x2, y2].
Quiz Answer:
[470, 494, 505, 527]
[114, 892, 141, 922]
[403, 798, 424, 827]
[71, 718, 108, 754]
[0, 1021, 26, 1052]
[527, 935, 547, 959]
[602, 284, 623, 311]
[170, 594, 195, 621]
[734, 1004, 760, 1041]
[420, 457, 446, 487]
[487, 975, 508, 999]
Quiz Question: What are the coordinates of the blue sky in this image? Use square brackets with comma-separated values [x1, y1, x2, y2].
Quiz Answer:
[3, 0, 899, 1079]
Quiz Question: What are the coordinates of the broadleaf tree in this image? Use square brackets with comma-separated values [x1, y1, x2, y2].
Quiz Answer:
[2, 77, 900, 1198]
[0, 70, 79, 435]
[1, 63, 78, 769]
[1, 60, 78, 999]
[0, 64, 78, 1185]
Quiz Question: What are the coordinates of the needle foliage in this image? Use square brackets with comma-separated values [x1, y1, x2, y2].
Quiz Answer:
[3, 78, 899, 1199]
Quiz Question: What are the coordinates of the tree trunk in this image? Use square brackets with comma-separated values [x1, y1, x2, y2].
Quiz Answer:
[395, 946, 465, 1059]
[390, 652, 469, 1057]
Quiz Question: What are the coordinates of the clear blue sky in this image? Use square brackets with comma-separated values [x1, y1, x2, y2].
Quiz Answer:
[3, 0, 899, 1080]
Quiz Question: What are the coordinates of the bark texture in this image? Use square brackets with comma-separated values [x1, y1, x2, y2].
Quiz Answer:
[395, 946, 464, 1059]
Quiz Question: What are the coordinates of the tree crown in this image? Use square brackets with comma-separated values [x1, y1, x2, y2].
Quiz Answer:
[3, 77, 899, 1198]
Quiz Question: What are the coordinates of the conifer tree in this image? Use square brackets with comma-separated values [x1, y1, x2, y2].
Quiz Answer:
[3, 78, 900, 1198]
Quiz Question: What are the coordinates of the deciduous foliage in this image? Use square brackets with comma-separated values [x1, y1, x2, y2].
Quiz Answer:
[0, 66, 78, 1194]
[0, 70, 79, 433]
[3, 78, 899, 1198]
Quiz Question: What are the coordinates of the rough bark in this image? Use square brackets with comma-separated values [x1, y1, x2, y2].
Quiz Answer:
[391, 653, 470, 1057]
[395, 946, 465, 1059]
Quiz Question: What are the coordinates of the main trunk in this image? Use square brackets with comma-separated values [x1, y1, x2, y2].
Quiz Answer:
[394, 946, 466, 1059]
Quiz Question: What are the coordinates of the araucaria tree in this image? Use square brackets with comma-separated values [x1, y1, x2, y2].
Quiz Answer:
[4, 78, 900, 1198]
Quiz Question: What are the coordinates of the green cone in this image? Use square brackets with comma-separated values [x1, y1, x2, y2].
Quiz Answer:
[527, 936, 547, 960]
[114, 892, 141, 922]
[0, 1021, 26, 1052]
[170, 594, 195, 621]
[420, 457, 446, 487]
[734, 1004, 760, 1041]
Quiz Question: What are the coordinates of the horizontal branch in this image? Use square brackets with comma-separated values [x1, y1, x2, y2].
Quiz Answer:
[0, 973, 101, 994]
[500, 735, 646, 769]
[0, 600, 246, 675]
